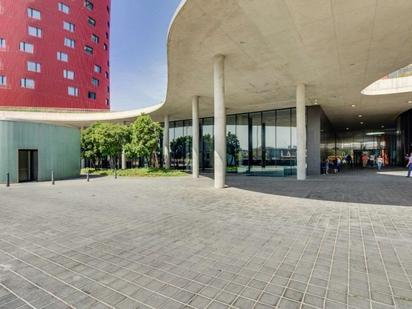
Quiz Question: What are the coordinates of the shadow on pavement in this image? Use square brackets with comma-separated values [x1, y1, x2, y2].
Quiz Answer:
[206, 168, 412, 207]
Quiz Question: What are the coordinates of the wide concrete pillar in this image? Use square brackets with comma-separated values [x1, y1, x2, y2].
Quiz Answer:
[214, 55, 226, 188]
[121, 148, 126, 170]
[307, 106, 321, 175]
[296, 83, 307, 180]
[192, 96, 200, 178]
[163, 115, 170, 169]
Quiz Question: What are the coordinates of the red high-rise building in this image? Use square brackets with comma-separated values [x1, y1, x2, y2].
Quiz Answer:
[0, 0, 111, 111]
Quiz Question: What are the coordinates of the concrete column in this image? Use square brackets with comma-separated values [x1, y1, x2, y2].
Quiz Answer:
[214, 55, 226, 188]
[192, 96, 200, 178]
[307, 106, 321, 175]
[121, 148, 126, 170]
[296, 83, 307, 180]
[163, 115, 170, 169]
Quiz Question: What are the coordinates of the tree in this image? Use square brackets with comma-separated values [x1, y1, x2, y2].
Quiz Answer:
[170, 136, 192, 168]
[124, 115, 163, 167]
[81, 123, 102, 167]
[81, 122, 128, 168]
[227, 132, 240, 167]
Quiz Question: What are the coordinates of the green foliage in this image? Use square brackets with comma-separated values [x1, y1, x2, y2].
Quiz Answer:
[81, 122, 128, 166]
[227, 132, 240, 167]
[124, 115, 163, 167]
[170, 136, 192, 167]
[82, 168, 186, 177]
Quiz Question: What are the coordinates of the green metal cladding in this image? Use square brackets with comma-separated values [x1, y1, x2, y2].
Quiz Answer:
[0, 120, 80, 183]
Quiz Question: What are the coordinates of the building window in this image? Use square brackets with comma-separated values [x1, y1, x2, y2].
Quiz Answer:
[107, 86, 110, 93]
[64, 38, 75, 48]
[63, 69, 75, 80]
[63, 21, 75, 32]
[58, 3, 70, 14]
[105, 71, 109, 79]
[27, 8, 41, 20]
[91, 34, 99, 43]
[106, 98, 110, 105]
[68, 86, 79, 96]
[94, 64, 101, 73]
[105, 32, 109, 39]
[27, 61, 41, 73]
[0, 75, 6, 86]
[28, 26, 42, 38]
[92, 78, 99, 86]
[20, 42, 34, 54]
[88, 91, 96, 100]
[88, 17, 96, 27]
[0, 38, 5, 48]
[85, 0, 94, 11]
[84, 45, 93, 55]
[103, 43, 108, 50]
[57, 51, 68, 62]
[21, 78, 35, 89]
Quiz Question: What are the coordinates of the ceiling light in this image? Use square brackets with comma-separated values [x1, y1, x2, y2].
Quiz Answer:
[409, 100, 412, 104]
[381, 125, 385, 128]
[366, 132, 384, 136]
[360, 121, 364, 125]
[358, 114, 363, 118]
[351, 104, 356, 108]
[346, 127, 349, 131]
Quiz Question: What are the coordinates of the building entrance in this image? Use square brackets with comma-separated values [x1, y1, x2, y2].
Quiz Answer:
[18, 150, 38, 182]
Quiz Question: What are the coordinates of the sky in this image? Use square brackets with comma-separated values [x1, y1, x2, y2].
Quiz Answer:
[109, 0, 181, 111]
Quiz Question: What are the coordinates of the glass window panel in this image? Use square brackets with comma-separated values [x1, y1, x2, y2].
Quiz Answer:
[250, 112, 262, 171]
[263, 111, 276, 168]
[201, 118, 214, 170]
[226, 115, 238, 171]
[236, 114, 249, 173]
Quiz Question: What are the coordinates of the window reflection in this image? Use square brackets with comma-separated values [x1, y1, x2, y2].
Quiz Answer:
[167, 108, 297, 176]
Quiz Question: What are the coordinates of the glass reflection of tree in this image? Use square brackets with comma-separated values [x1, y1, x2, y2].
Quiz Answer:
[227, 132, 240, 168]
[202, 134, 214, 168]
[171, 136, 192, 168]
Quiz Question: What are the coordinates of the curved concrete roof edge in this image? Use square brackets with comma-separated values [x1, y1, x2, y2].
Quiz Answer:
[0, 103, 164, 127]
[362, 76, 412, 96]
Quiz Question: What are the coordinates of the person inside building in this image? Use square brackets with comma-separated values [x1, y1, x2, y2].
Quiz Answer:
[376, 155, 384, 171]
[361, 153, 369, 168]
[406, 153, 412, 177]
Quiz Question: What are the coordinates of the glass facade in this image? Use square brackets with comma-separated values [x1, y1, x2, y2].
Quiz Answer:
[166, 108, 297, 176]
[321, 130, 399, 168]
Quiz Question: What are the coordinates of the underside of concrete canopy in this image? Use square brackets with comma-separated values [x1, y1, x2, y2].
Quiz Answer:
[150, 0, 412, 129]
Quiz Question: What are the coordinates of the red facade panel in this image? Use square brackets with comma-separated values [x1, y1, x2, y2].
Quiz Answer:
[0, 0, 111, 111]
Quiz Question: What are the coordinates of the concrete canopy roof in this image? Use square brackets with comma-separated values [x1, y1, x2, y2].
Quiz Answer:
[151, 0, 412, 129]
[0, 104, 162, 128]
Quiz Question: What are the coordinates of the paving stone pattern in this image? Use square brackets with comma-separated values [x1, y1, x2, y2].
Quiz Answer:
[0, 174, 411, 308]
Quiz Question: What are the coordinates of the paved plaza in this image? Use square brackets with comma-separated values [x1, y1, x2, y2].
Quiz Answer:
[0, 172, 412, 309]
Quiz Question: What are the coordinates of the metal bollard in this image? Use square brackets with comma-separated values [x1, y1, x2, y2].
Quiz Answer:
[51, 170, 55, 185]
[87, 172, 90, 182]
[6, 173, 10, 187]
